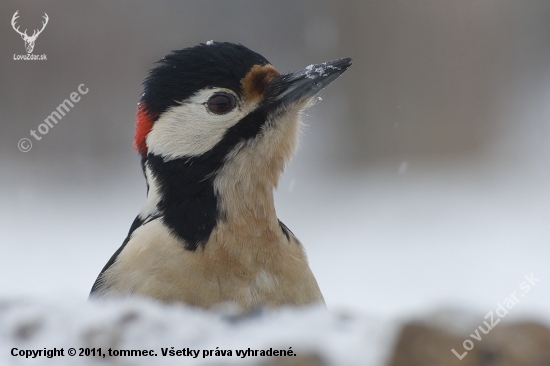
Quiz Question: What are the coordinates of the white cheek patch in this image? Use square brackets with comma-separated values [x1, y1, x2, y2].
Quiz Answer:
[146, 88, 256, 161]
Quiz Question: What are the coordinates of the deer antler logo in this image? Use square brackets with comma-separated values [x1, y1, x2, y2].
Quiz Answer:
[11, 11, 49, 54]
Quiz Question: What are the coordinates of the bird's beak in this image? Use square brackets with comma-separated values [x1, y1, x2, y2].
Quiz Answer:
[266, 57, 352, 106]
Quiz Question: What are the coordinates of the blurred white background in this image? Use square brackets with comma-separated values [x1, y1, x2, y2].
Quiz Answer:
[1, 0, 549, 319]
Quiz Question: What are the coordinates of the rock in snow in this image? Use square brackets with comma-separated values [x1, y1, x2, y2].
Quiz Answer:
[2, 297, 549, 365]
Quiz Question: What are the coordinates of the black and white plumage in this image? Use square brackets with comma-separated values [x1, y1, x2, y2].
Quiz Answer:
[90, 42, 352, 310]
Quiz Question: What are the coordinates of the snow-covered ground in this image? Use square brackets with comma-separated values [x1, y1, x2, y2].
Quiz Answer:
[0, 297, 395, 365]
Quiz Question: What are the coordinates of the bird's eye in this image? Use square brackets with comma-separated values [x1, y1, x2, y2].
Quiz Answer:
[207, 93, 236, 115]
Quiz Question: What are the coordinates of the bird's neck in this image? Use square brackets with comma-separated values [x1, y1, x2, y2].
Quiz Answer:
[212, 132, 291, 236]
[142, 149, 284, 251]
[213, 159, 280, 234]
[142, 111, 300, 250]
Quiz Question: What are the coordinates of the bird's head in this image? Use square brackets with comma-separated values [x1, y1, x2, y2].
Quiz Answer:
[134, 42, 351, 249]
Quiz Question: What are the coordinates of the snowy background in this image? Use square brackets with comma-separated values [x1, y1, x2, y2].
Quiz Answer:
[1, 0, 550, 364]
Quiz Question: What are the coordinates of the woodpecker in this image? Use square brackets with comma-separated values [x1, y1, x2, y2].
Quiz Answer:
[90, 42, 351, 310]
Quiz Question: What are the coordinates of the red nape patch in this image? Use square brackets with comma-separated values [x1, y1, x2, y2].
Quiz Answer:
[134, 103, 155, 157]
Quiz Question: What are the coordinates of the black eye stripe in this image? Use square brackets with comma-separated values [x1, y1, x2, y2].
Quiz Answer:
[207, 93, 236, 115]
